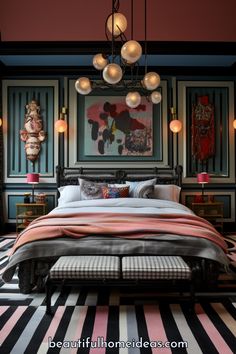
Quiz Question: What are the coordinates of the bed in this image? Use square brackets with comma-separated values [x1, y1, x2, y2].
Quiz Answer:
[2, 165, 229, 294]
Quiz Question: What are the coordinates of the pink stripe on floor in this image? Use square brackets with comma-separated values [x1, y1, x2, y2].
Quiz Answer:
[144, 305, 172, 354]
[89, 306, 109, 354]
[0, 306, 27, 345]
[196, 304, 234, 354]
[0, 306, 9, 317]
[42, 306, 66, 343]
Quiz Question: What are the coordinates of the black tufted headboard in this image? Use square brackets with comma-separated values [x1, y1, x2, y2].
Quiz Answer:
[56, 165, 183, 190]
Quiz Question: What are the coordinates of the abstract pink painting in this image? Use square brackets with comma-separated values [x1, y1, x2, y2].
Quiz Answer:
[84, 96, 153, 156]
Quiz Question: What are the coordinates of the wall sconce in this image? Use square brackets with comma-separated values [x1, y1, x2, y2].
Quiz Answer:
[27, 173, 39, 203]
[197, 172, 210, 197]
[169, 107, 182, 133]
[233, 119, 236, 129]
[0, 118, 2, 127]
[55, 107, 68, 133]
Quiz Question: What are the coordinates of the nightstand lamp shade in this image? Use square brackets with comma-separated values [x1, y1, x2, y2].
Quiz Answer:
[197, 172, 210, 196]
[27, 173, 39, 203]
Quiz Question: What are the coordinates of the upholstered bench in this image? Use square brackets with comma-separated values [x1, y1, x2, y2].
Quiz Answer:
[46, 255, 120, 314]
[46, 255, 194, 315]
[122, 256, 192, 280]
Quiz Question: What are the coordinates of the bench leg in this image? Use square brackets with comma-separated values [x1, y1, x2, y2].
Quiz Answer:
[46, 278, 53, 315]
[189, 281, 195, 313]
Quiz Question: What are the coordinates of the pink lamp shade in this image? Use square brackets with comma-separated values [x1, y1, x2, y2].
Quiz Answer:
[27, 173, 39, 184]
[197, 172, 210, 184]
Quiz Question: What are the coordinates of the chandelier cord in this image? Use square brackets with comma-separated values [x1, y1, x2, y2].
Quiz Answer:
[131, 0, 133, 40]
[111, 0, 115, 61]
[144, 0, 148, 75]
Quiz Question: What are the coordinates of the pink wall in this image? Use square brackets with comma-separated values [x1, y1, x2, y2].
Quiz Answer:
[0, 0, 235, 42]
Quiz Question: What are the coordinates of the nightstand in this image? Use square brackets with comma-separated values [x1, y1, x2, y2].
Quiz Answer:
[16, 203, 46, 234]
[191, 202, 224, 231]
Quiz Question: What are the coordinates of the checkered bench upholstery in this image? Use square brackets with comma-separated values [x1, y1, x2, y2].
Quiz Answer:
[49, 255, 120, 279]
[122, 256, 191, 280]
[46, 255, 194, 315]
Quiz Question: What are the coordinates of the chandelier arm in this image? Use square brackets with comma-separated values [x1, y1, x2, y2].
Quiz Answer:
[105, 14, 111, 42]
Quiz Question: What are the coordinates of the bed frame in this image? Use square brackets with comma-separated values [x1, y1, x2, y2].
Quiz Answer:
[16, 164, 220, 294]
[55, 164, 220, 288]
[56, 164, 183, 193]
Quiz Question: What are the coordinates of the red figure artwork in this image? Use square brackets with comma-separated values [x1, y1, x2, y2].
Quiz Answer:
[191, 96, 215, 161]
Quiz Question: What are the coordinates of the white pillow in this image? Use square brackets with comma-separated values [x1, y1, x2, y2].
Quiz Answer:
[125, 178, 157, 198]
[153, 185, 181, 202]
[58, 185, 81, 206]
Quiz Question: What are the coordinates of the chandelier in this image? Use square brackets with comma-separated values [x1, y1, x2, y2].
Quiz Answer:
[75, 0, 162, 109]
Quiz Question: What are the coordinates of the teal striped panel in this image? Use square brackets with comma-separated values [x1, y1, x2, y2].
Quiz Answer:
[7, 86, 55, 177]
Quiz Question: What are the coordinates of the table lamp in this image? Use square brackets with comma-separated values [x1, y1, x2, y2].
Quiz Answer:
[27, 173, 39, 203]
[197, 172, 210, 198]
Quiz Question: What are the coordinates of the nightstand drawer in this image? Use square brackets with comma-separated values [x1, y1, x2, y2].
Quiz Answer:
[16, 203, 46, 234]
[191, 202, 224, 231]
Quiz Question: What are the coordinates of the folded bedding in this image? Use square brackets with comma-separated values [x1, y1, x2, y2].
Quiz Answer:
[2, 198, 229, 283]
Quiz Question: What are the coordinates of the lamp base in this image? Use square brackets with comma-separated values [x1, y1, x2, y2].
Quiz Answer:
[31, 185, 36, 203]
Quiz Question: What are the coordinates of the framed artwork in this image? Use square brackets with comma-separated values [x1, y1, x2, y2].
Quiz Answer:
[69, 80, 169, 167]
[83, 96, 153, 157]
[177, 81, 235, 183]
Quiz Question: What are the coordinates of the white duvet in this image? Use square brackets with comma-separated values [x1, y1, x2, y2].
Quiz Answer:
[50, 198, 194, 216]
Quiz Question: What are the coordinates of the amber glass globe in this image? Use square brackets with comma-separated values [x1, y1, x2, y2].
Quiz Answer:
[107, 12, 127, 36]
[103, 63, 123, 84]
[143, 72, 161, 90]
[125, 92, 141, 108]
[55, 120, 67, 133]
[169, 120, 182, 133]
[75, 77, 92, 95]
[150, 91, 162, 104]
[121, 40, 142, 64]
[93, 54, 108, 70]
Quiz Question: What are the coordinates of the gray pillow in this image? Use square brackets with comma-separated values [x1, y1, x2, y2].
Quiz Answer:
[79, 178, 107, 200]
[125, 178, 156, 198]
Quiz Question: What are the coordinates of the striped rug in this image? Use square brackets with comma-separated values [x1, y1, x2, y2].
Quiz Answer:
[1, 238, 236, 353]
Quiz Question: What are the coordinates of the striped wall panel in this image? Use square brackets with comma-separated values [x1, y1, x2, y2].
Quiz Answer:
[177, 81, 235, 184]
[3, 80, 59, 183]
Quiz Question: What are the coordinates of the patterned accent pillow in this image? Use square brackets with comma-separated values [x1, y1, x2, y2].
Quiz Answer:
[117, 185, 130, 198]
[125, 178, 156, 198]
[79, 179, 107, 200]
[102, 186, 130, 199]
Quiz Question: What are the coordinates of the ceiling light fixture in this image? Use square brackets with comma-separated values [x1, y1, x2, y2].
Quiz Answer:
[75, 0, 162, 109]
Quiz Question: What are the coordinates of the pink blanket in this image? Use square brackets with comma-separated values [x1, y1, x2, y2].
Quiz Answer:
[10, 212, 227, 255]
